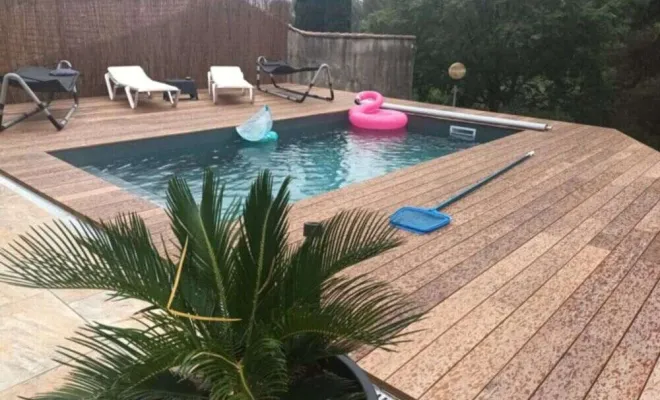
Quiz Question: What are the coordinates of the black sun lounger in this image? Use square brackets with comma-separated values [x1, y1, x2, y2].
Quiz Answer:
[0, 60, 80, 132]
[256, 56, 334, 103]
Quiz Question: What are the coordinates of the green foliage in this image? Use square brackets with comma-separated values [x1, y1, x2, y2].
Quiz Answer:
[295, 0, 352, 32]
[294, 0, 326, 31]
[325, 0, 352, 32]
[360, 0, 660, 148]
[363, 0, 622, 125]
[611, 0, 660, 149]
[0, 170, 422, 399]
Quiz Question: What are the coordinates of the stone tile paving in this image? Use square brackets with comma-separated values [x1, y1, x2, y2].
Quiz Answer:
[0, 181, 143, 397]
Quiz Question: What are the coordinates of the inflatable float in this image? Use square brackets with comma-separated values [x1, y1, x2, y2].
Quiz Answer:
[349, 91, 408, 130]
[236, 105, 278, 142]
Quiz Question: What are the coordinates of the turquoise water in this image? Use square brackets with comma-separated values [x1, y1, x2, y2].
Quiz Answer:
[53, 113, 517, 209]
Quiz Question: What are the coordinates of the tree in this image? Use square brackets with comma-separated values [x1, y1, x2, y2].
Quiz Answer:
[0, 170, 421, 399]
[295, 0, 352, 32]
[324, 0, 352, 32]
[612, 0, 660, 148]
[295, 0, 326, 31]
[363, 0, 622, 124]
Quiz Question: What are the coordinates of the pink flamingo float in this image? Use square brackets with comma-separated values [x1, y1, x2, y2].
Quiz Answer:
[349, 91, 408, 130]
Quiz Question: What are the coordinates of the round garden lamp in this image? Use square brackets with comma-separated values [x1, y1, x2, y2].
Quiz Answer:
[448, 62, 466, 107]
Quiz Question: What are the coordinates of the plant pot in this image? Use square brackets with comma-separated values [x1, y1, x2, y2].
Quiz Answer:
[321, 355, 379, 400]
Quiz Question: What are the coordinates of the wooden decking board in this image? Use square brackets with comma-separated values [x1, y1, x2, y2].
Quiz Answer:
[637, 199, 660, 233]
[527, 235, 660, 400]
[352, 138, 581, 212]
[8, 163, 76, 180]
[64, 189, 145, 212]
[392, 219, 619, 394]
[386, 137, 630, 295]
[390, 165, 616, 298]
[421, 244, 612, 400]
[590, 176, 659, 224]
[401, 245, 610, 399]
[41, 178, 111, 199]
[350, 135, 633, 290]
[0, 156, 68, 176]
[464, 229, 658, 400]
[386, 233, 564, 394]
[84, 199, 159, 222]
[369, 207, 612, 383]
[586, 257, 660, 399]
[343, 140, 623, 284]
[641, 364, 660, 400]
[590, 179, 660, 250]
[146, 219, 176, 240]
[141, 210, 173, 226]
[380, 145, 656, 397]
[1, 86, 659, 400]
[18, 169, 97, 191]
[356, 131, 624, 260]
[445, 139, 618, 224]
[645, 162, 660, 179]
[402, 145, 645, 309]
[56, 186, 123, 203]
[440, 130, 611, 216]
[544, 153, 660, 239]
[358, 140, 645, 378]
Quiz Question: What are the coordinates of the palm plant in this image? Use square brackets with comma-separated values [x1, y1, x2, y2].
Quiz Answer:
[0, 170, 422, 400]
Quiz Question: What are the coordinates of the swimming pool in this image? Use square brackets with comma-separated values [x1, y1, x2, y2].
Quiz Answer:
[52, 113, 519, 210]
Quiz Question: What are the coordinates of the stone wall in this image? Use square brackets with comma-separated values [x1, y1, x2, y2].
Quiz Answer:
[286, 25, 416, 99]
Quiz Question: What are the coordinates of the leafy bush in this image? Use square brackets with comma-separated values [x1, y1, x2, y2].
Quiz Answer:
[0, 170, 421, 399]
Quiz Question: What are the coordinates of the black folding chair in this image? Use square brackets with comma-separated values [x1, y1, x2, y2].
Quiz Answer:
[0, 60, 80, 132]
[256, 56, 334, 103]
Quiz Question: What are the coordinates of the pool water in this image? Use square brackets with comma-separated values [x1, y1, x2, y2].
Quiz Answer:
[52, 113, 518, 210]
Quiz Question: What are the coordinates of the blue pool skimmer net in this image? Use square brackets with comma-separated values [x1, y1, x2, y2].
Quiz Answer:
[390, 151, 535, 234]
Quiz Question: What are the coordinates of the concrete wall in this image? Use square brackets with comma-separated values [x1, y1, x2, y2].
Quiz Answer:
[286, 25, 416, 99]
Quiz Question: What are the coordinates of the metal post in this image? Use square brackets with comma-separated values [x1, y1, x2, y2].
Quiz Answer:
[452, 85, 458, 107]
[303, 222, 323, 238]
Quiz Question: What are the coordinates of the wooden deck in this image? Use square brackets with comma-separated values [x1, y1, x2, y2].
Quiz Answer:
[1, 86, 660, 400]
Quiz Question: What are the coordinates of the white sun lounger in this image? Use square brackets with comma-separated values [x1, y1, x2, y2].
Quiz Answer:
[207, 66, 254, 104]
[104, 66, 180, 109]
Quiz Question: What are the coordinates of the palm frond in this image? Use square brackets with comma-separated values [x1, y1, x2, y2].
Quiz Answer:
[239, 336, 288, 399]
[277, 275, 422, 356]
[166, 170, 241, 323]
[277, 242, 326, 312]
[278, 209, 402, 310]
[230, 170, 292, 343]
[29, 370, 206, 400]
[321, 276, 423, 351]
[27, 315, 207, 400]
[310, 209, 402, 279]
[0, 216, 173, 307]
[175, 336, 287, 400]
